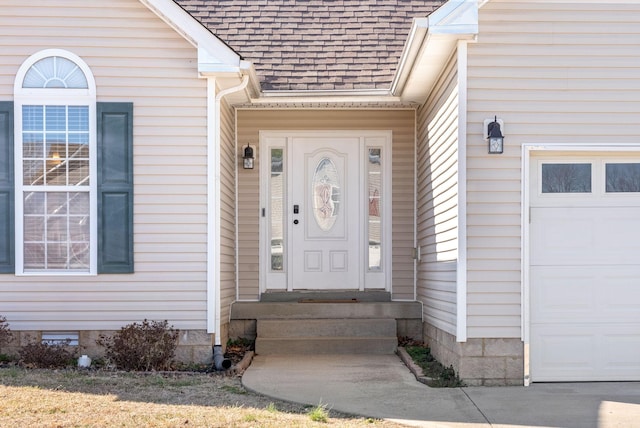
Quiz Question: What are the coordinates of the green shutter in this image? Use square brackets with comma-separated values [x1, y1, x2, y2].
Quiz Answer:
[0, 102, 14, 273]
[97, 102, 133, 273]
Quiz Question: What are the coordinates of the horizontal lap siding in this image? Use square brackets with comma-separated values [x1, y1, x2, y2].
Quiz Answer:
[466, 0, 640, 338]
[236, 109, 415, 300]
[417, 53, 459, 336]
[219, 98, 237, 325]
[0, 0, 209, 330]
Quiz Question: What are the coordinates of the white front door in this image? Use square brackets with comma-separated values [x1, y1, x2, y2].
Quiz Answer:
[290, 137, 360, 289]
[260, 131, 392, 292]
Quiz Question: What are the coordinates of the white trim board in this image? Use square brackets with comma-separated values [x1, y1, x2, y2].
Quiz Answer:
[455, 40, 470, 343]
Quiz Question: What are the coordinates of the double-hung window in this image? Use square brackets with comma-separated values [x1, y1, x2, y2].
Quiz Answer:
[20, 104, 93, 272]
[15, 51, 96, 275]
[0, 49, 134, 276]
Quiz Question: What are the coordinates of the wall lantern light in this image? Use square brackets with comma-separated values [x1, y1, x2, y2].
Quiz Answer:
[485, 116, 504, 154]
[242, 144, 255, 169]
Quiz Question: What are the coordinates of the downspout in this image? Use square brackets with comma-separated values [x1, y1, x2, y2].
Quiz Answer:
[210, 74, 250, 370]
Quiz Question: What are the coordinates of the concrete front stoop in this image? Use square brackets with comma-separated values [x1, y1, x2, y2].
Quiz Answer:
[230, 295, 423, 356]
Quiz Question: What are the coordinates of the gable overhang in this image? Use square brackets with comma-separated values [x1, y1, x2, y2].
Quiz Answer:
[391, 0, 479, 104]
[138, 0, 259, 101]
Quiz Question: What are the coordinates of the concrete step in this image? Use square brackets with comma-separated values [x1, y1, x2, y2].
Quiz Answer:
[231, 301, 422, 320]
[229, 301, 423, 342]
[255, 318, 398, 355]
[258, 318, 396, 338]
[255, 337, 398, 355]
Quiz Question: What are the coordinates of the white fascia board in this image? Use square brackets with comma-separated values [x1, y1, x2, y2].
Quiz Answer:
[139, 0, 242, 73]
[392, 0, 478, 104]
[390, 18, 429, 97]
[250, 89, 409, 105]
[197, 47, 244, 74]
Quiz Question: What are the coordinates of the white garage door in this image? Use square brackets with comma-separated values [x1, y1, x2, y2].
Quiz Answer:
[530, 156, 640, 382]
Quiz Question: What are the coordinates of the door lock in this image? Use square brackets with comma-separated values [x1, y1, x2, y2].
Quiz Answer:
[293, 219, 299, 225]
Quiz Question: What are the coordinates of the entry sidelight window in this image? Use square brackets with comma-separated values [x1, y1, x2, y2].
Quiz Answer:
[269, 148, 284, 271]
[368, 148, 382, 270]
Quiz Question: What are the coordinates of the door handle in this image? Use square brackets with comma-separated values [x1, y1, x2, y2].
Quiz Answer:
[293, 204, 299, 214]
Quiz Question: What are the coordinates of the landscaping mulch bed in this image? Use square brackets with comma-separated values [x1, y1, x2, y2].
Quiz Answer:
[397, 337, 464, 387]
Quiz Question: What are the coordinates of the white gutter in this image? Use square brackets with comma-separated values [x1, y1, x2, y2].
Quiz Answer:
[390, 0, 478, 103]
[208, 74, 250, 345]
[391, 18, 430, 96]
[260, 88, 391, 98]
[250, 89, 407, 105]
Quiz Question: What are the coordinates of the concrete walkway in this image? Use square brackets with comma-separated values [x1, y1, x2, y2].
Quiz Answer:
[242, 354, 640, 428]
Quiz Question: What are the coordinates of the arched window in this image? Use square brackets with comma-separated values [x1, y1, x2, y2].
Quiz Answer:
[22, 56, 89, 89]
[14, 50, 96, 274]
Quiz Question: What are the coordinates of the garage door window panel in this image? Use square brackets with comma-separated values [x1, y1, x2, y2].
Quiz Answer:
[541, 163, 592, 194]
[605, 163, 640, 193]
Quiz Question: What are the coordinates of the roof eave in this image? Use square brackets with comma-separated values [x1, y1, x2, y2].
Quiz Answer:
[391, 0, 479, 104]
[249, 90, 410, 107]
[139, 0, 259, 101]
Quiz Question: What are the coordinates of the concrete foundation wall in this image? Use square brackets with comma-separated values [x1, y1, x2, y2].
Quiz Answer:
[229, 319, 257, 341]
[424, 323, 524, 386]
[2, 330, 215, 365]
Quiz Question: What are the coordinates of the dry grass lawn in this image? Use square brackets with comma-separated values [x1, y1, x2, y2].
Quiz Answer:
[0, 367, 406, 427]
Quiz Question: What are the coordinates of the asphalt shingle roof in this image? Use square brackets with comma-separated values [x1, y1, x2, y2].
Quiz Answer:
[174, 0, 447, 92]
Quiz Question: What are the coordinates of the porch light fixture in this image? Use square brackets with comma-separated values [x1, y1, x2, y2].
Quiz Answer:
[486, 116, 504, 154]
[242, 144, 254, 169]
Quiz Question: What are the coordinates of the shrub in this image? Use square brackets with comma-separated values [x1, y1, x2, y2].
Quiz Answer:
[97, 319, 179, 371]
[0, 316, 13, 352]
[19, 339, 76, 368]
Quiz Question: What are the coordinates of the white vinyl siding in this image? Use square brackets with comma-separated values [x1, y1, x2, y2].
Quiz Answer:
[219, 97, 236, 328]
[416, 53, 459, 336]
[466, 0, 640, 338]
[0, 0, 209, 330]
[236, 109, 416, 300]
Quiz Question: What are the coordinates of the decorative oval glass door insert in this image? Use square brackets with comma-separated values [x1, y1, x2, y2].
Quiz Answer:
[312, 157, 341, 231]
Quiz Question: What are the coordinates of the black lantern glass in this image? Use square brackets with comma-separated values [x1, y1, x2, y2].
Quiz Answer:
[487, 116, 504, 154]
[243, 144, 254, 169]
